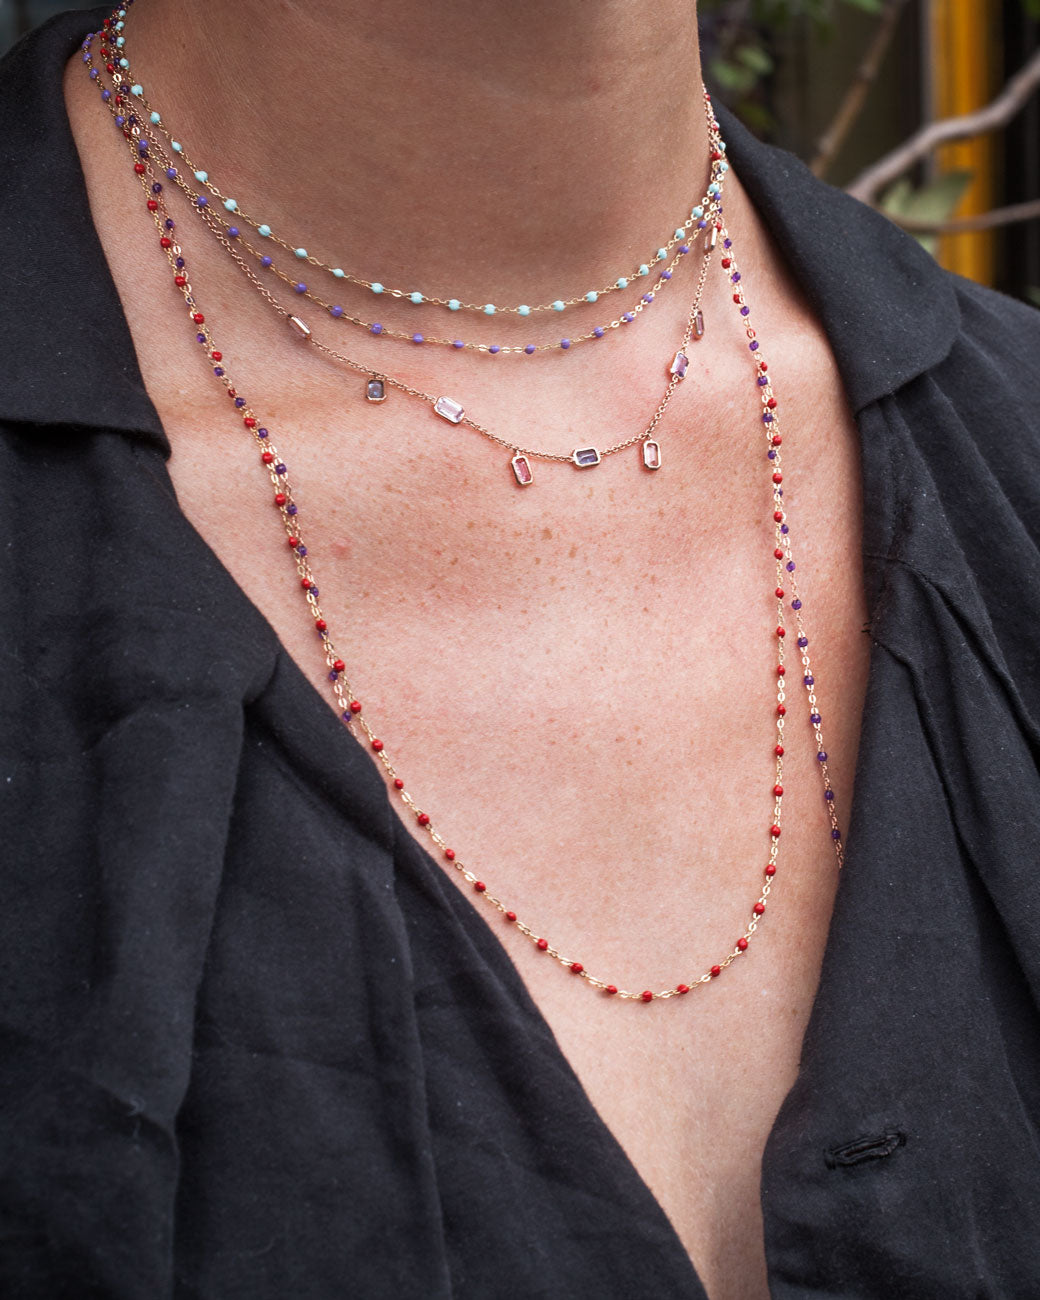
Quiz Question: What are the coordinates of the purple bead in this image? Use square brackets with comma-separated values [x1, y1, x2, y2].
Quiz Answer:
[83, 51, 90, 62]
[164, 218, 174, 229]
[642, 294, 653, 304]
[452, 340, 464, 349]
[234, 397, 246, 408]
[175, 257, 185, 268]
[723, 238, 732, 249]
[757, 376, 768, 385]
[297, 545, 307, 557]
[128, 116, 137, 127]
[804, 676, 814, 686]
[370, 323, 383, 335]
[825, 790, 835, 801]
[740, 306, 750, 316]
[811, 713, 821, 724]
[115, 116, 125, 127]
[101, 89, 111, 101]
[798, 637, 808, 647]
[275, 463, 287, 474]
[780, 523, 789, 533]
[786, 561, 795, 572]
[489, 344, 500, 353]
[763, 413, 773, 423]
[89, 68, 98, 79]
[767, 450, 776, 460]
[196, 196, 208, 208]
[678, 244, 690, 255]
[731, 272, 741, 283]
[342, 710, 352, 721]
[307, 585, 316, 595]
[791, 598, 802, 610]
[213, 366, 224, 377]
[228, 226, 240, 238]
[196, 332, 206, 343]
[294, 282, 307, 294]
[697, 219, 707, 228]
[662, 269, 672, 280]
[560, 339, 571, 349]
[622, 312, 634, 323]
[831, 829, 842, 840]
[524, 344, 535, 354]
[151, 182, 162, 193]
[137, 140, 148, 154]
[330, 305, 343, 317]
[287, 504, 298, 516]
[328, 670, 339, 682]
[258, 428, 269, 438]
[166, 167, 177, 179]
[749, 341, 759, 351]
[261, 256, 273, 268]
[818, 751, 828, 762]
[412, 333, 424, 344]
[593, 327, 605, 338]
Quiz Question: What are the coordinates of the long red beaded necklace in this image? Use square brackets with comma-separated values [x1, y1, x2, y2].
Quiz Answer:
[82, 14, 844, 1003]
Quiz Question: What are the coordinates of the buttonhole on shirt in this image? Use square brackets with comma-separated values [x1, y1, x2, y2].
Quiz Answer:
[825, 1130, 906, 1169]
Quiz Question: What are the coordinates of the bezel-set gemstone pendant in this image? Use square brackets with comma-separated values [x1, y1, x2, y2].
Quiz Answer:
[433, 395, 465, 424]
[669, 351, 689, 379]
[365, 377, 386, 402]
[704, 226, 718, 252]
[642, 440, 661, 470]
[572, 446, 601, 469]
[511, 454, 534, 486]
[693, 310, 705, 339]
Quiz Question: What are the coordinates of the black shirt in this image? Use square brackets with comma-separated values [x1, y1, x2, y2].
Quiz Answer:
[3, 10, 1040, 1299]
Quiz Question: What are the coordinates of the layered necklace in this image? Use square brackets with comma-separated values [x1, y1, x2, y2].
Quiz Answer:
[82, 8, 844, 1002]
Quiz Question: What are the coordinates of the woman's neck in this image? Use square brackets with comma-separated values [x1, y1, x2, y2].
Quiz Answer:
[125, 0, 708, 305]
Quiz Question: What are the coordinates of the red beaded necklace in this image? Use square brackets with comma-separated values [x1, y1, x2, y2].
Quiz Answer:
[82, 15, 844, 1003]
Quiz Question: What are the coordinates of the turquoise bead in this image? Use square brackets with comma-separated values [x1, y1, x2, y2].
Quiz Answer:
[149, 111, 160, 124]
[708, 182, 720, 196]
[258, 224, 271, 237]
[409, 291, 423, 304]
[638, 264, 649, 276]
[552, 300, 565, 312]
[448, 299, 460, 311]
[194, 170, 208, 182]
[674, 227, 685, 239]
[115, 20, 124, 28]
[130, 84, 143, 96]
[224, 199, 238, 212]
[371, 282, 384, 293]
[118, 58, 129, 68]
[720, 162, 730, 173]
[657, 248, 667, 260]
[171, 141, 182, 153]
[295, 248, 308, 259]
[585, 291, 598, 303]
[483, 303, 495, 315]
[692, 206, 703, 218]
[616, 277, 628, 289]
[517, 305, 530, 316]
[116, 36, 125, 46]
[332, 268, 345, 278]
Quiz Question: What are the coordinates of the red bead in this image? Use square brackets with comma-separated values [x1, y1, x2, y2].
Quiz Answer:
[733, 293, 742, 303]
[444, 848, 456, 861]
[106, 63, 115, 74]
[332, 659, 345, 673]
[710, 965, 722, 978]
[505, 911, 517, 922]
[261, 452, 274, 464]
[772, 434, 782, 446]
[570, 962, 584, 974]
[393, 777, 404, 789]
[775, 587, 785, 598]
[677, 983, 690, 995]
[289, 537, 301, 548]
[349, 700, 362, 714]
[711, 150, 722, 160]
[536, 938, 549, 951]
[243, 417, 257, 429]
[759, 362, 768, 372]
[301, 578, 312, 589]
[776, 705, 786, 716]
[765, 864, 777, 876]
[767, 397, 777, 409]
[771, 825, 781, 837]
[134, 162, 146, 174]
[721, 257, 732, 268]
[753, 902, 766, 915]
[146, 199, 158, 212]
[114, 94, 123, 104]
[371, 738, 384, 752]
[773, 511, 783, 522]
[474, 880, 486, 892]
[774, 548, 784, 559]
[772, 472, 783, 484]
[274, 493, 287, 506]
[605, 985, 618, 995]
[211, 351, 222, 361]
[773, 784, 784, 795]
[417, 812, 430, 826]
[159, 237, 172, 248]
[736, 937, 749, 951]
[776, 627, 785, 637]
[192, 313, 205, 324]
[777, 665, 785, 676]
[174, 275, 186, 287]
[641, 990, 654, 1003]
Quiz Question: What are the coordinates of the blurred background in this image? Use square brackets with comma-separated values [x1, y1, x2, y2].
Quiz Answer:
[3, 0, 1038, 306]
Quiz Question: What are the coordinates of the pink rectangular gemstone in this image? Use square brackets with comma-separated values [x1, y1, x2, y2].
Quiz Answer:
[511, 454, 533, 486]
[669, 351, 689, 379]
[643, 440, 661, 470]
[434, 395, 465, 424]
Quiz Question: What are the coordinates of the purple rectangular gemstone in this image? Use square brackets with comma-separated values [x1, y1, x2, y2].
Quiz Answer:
[693, 310, 705, 339]
[434, 395, 464, 424]
[669, 351, 689, 379]
[572, 446, 601, 468]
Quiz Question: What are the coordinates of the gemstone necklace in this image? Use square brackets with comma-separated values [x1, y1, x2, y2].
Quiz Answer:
[83, 15, 844, 1002]
[103, 9, 728, 320]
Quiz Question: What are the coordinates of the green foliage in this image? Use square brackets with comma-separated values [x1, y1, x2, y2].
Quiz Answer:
[878, 171, 974, 254]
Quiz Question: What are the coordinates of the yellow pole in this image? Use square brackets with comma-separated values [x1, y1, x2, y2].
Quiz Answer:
[931, 0, 998, 283]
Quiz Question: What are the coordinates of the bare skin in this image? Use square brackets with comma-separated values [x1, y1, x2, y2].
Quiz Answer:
[65, 3, 870, 1295]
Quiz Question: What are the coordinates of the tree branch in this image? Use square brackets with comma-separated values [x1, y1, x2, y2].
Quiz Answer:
[890, 197, 1040, 234]
[847, 47, 1040, 202]
[810, 0, 909, 179]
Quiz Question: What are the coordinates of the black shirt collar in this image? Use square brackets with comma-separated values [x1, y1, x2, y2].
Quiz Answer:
[0, 7, 959, 451]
